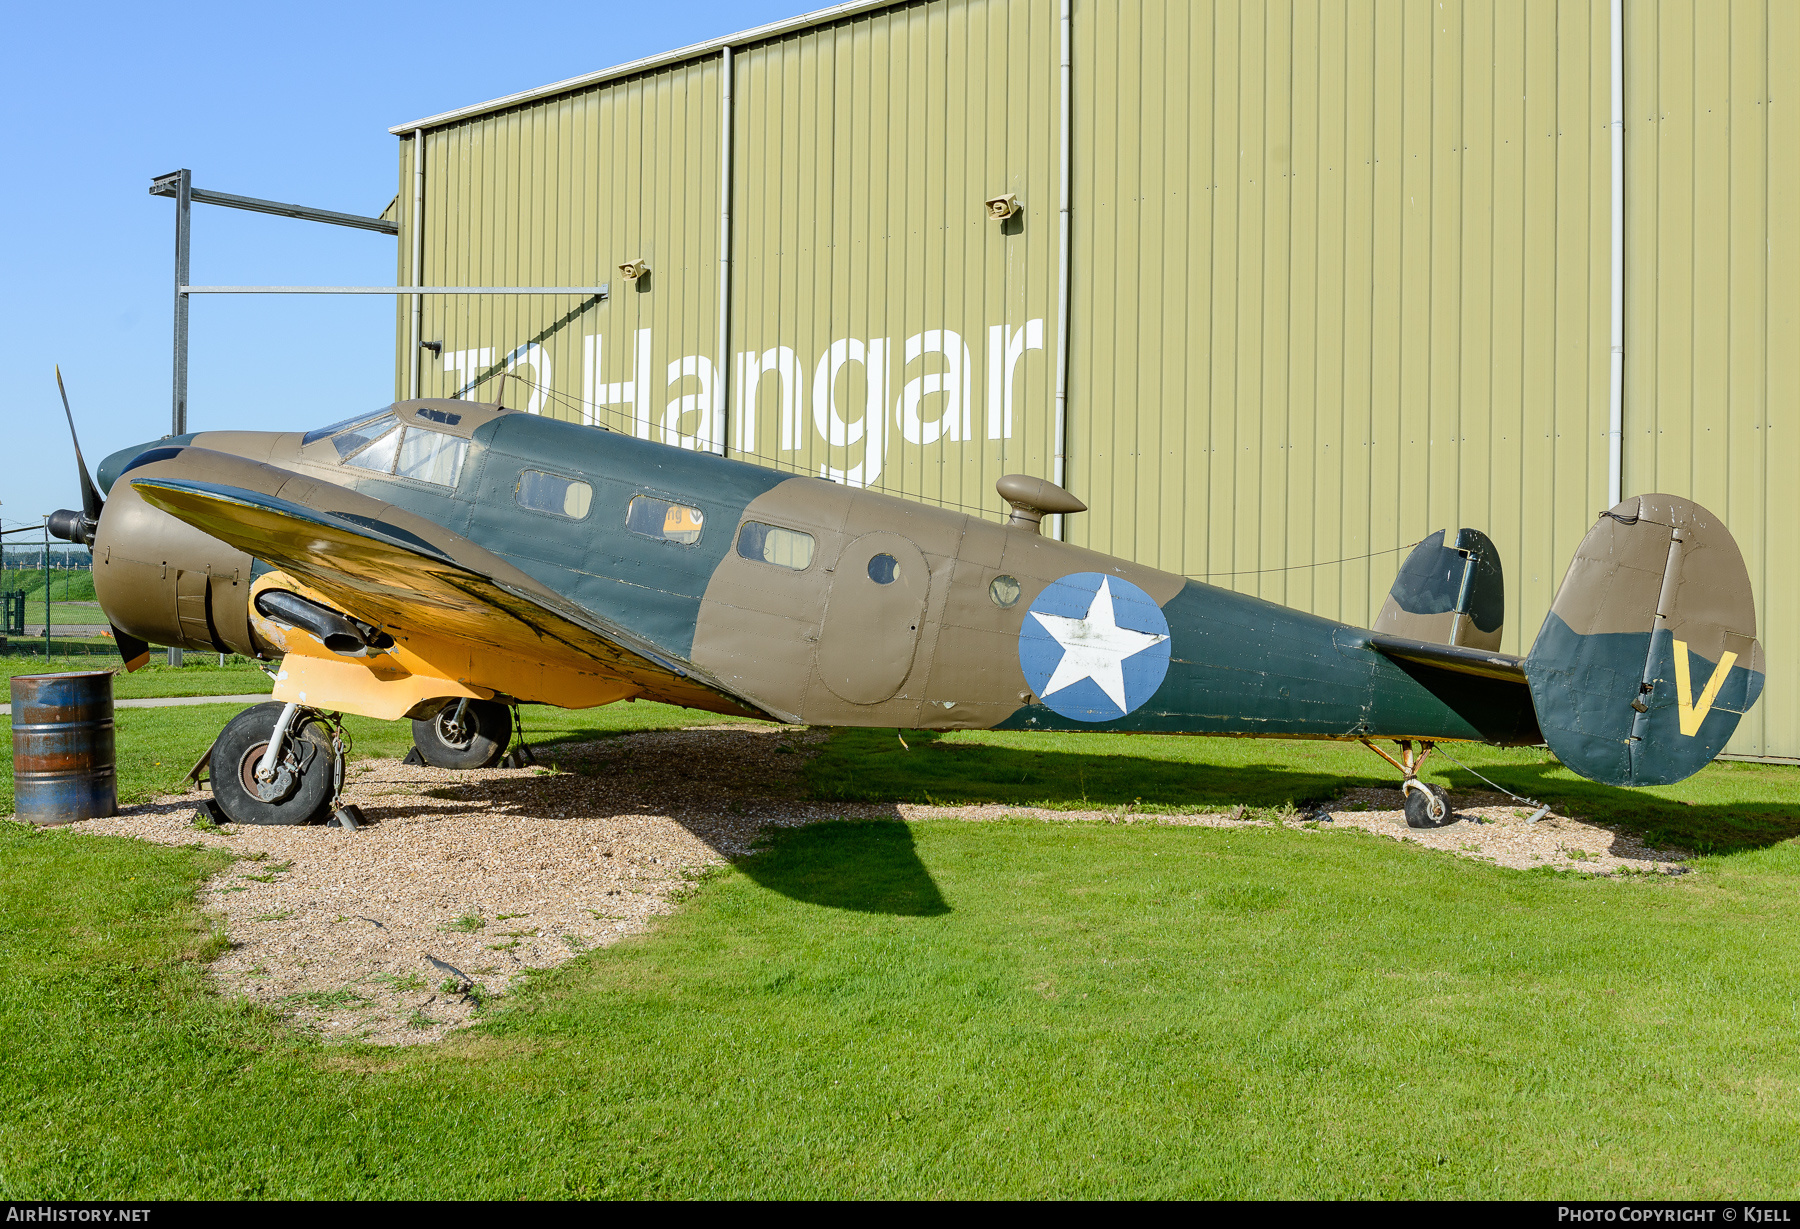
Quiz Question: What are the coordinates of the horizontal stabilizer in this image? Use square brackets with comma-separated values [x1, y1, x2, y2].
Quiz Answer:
[1368, 633, 1525, 684]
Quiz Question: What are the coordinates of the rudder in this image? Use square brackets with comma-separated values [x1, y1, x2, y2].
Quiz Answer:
[1523, 495, 1765, 787]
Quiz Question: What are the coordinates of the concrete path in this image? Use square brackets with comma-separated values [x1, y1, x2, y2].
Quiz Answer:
[1, 693, 270, 718]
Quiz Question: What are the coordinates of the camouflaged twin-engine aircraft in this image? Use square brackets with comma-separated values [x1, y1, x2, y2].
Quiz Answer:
[50, 380, 1765, 828]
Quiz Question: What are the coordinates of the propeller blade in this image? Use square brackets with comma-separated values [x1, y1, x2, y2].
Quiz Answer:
[54, 365, 105, 524]
[110, 623, 151, 672]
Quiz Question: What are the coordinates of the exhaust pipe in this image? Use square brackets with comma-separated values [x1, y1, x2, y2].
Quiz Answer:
[253, 590, 392, 656]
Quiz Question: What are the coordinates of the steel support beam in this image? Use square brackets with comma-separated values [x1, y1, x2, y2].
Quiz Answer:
[150, 173, 398, 235]
[170, 169, 191, 439]
[180, 285, 610, 295]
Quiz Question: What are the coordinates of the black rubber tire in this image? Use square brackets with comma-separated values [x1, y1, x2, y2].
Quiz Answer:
[210, 702, 335, 826]
[410, 700, 512, 769]
[1403, 783, 1453, 829]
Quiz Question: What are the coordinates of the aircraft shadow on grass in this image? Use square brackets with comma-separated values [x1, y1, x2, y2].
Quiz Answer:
[1424, 760, 1800, 857]
[731, 819, 951, 917]
[818, 729, 1800, 858]
[371, 724, 950, 918]
[116, 723, 1791, 916]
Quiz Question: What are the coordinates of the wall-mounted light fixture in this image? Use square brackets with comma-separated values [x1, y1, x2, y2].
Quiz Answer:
[984, 193, 1021, 221]
[419, 339, 443, 357]
[619, 258, 649, 281]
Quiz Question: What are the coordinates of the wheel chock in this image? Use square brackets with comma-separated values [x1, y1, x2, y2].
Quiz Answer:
[330, 804, 366, 830]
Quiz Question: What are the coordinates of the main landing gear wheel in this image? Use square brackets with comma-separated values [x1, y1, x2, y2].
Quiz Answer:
[410, 699, 512, 769]
[210, 702, 336, 826]
[1403, 781, 1452, 829]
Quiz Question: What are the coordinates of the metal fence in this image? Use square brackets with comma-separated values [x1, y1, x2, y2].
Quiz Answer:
[1, 544, 100, 660]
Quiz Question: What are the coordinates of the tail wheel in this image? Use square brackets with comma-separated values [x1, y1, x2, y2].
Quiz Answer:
[211, 702, 335, 826]
[410, 699, 512, 769]
[1402, 782, 1452, 829]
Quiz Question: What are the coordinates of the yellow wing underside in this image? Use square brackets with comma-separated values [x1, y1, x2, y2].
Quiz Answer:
[134, 480, 764, 721]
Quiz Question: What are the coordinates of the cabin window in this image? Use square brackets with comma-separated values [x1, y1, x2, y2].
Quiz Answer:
[335, 413, 400, 462]
[736, 521, 815, 571]
[395, 428, 468, 486]
[989, 575, 1021, 608]
[626, 495, 705, 545]
[516, 470, 593, 519]
[867, 553, 898, 584]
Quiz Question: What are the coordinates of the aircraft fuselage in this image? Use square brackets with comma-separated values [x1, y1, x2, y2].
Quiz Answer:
[96, 401, 1539, 745]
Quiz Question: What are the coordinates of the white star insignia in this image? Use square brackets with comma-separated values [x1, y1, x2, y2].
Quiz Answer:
[1029, 577, 1170, 713]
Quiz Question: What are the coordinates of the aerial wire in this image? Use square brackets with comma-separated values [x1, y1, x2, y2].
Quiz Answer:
[500, 372, 1428, 576]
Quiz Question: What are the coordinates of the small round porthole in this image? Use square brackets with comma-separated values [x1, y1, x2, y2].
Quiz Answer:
[989, 574, 1021, 608]
[868, 553, 899, 584]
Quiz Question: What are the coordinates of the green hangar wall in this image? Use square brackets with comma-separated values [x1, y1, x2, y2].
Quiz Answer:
[389, 0, 1800, 760]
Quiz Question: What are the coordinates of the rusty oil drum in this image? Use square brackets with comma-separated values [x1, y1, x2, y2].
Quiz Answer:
[11, 670, 117, 825]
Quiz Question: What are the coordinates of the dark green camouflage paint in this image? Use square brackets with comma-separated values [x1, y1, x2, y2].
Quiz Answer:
[998, 580, 1541, 744]
[342, 415, 788, 659]
[1388, 528, 1504, 633]
[1524, 612, 1766, 787]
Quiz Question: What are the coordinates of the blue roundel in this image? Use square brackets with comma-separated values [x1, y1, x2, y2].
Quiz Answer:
[1018, 572, 1172, 722]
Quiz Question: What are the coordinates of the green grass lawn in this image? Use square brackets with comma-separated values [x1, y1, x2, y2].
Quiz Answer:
[5, 810, 1800, 1197]
[1, 654, 275, 700]
[42, 600, 104, 626]
[3, 598, 107, 626]
[4, 703, 1800, 1197]
[2, 570, 96, 602]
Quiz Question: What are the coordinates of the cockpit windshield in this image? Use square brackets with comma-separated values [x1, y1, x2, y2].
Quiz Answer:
[302, 409, 393, 447]
[303, 408, 468, 487]
[332, 414, 399, 461]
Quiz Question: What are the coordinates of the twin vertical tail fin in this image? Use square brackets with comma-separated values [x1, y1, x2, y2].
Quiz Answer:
[1523, 495, 1765, 787]
[1373, 528, 1506, 652]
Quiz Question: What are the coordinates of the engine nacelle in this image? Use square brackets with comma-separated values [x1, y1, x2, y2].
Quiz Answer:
[90, 456, 265, 657]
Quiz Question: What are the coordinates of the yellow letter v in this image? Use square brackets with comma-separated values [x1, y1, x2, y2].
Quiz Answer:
[1673, 639, 1738, 737]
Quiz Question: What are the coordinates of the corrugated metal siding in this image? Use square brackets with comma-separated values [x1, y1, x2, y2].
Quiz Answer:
[1625, 0, 1799, 758]
[729, 0, 1060, 505]
[1069, 0, 1611, 661]
[408, 60, 723, 432]
[394, 0, 1798, 756]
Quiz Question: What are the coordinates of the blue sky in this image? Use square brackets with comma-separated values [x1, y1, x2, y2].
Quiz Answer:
[1, 0, 803, 536]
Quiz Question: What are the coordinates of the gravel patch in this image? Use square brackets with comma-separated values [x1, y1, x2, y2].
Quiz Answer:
[70, 723, 839, 1046]
[1304, 787, 1692, 875]
[59, 725, 1689, 1046]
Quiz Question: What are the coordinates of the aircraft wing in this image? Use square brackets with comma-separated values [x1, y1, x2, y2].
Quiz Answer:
[130, 477, 773, 718]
